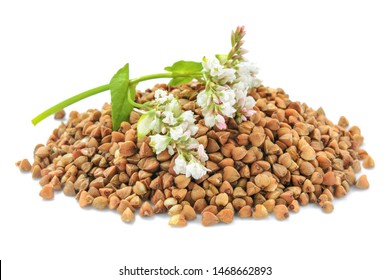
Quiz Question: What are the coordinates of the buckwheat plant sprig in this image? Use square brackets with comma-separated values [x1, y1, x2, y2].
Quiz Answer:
[136, 89, 209, 179]
[31, 26, 261, 179]
[197, 26, 261, 128]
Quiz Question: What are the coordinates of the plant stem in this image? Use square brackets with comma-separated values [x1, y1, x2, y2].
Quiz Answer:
[32, 72, 203, 125]
[31, 84, 110, 125]
[129, 72, 202, 84]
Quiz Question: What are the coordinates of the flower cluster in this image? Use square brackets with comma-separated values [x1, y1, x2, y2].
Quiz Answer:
[135, 27, 261, 179]
[197, 27, 261, 129]
[137, 89, 209, 179]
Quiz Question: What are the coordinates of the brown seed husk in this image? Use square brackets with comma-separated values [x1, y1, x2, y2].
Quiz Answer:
[321, 201, 334, 213]
[222, 166, 240, 183]
[20, 83, 373, 226]
[202, 211, 219, 226]
[31, 165, 42, 179]
[139, 201, 154, 217]
[168, 214, 187, 227]
[274, 205, 289, 221]
[338, 116, 349, 127]
[253, 204, 268, 219]
[79, 191, 94, 208]
[238, 205, 252, 218]
[215, 193, 229, 207]
[121, 207, 135, 223]
[54, 109, 66, 119]
[363, 155, 375, 169]
[217, 209, 234, 224]
[182, 205, 197, 221]
[39, 184, 54, 200]
[19, 159, 32, 172]
[356, 175, 370, 189]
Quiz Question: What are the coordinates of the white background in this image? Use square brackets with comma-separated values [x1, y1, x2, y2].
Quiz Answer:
[0, 0, 389, 279]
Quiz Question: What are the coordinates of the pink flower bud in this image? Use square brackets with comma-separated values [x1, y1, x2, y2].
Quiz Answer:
[215, 114, 227, 130]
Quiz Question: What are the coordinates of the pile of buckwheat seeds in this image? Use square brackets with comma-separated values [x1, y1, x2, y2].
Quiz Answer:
[17, 83, 375, 226]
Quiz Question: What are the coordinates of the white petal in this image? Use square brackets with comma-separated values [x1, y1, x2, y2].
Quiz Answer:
[203, 112, 216, 127]
[169, 125, 184, 141]
[150, 134, 171, 154]
[174, 155, 187, 175]
[162, 111, 177, 125]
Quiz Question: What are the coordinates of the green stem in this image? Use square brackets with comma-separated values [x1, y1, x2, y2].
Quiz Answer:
[32, 72, 203, 125]
[128, 97, 144, 108]
[129, 72, 202, 84]
[31, 84, 110, 125]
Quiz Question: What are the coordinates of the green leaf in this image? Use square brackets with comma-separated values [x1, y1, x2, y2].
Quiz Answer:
[168, 76, 194, 86]
[164, 60, 202, 74]
[109, 63, 132, 130]
[165, 60, 202, 86]
[137, 110, 156, 139]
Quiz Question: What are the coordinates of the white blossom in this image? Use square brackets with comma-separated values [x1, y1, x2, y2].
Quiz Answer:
[179, 120, 198, 137]
[203, 57, 236, 84]
[237, 61, 261, 88]
[197, 90, 210, 108]
[215, 114, 227, 130]
[167, 145, 175, 155]
[216, 68, 236, 84]
[204, 112, 216, 127]
[150, 117, 162, 133]
[197, 144, 208, 162]
[154, 89, 169, 103]
[233, 81, 248, 100]
[187, 138, 199, 150]
[180, 110, 196, 124]
[219, 102, 236, 118]
[162, 111, 177, 125]
[202, 57, 221, 74]
[185, 160, 209, 179]
[244, 96, 256, 112]
[149, 134, 171, 154]
[165, 97, 181, 116]
[173, 155, 187, 175]
[169, 125, 184, 141]
[188, 124, 199, 135]
[218, 87, 236, 105]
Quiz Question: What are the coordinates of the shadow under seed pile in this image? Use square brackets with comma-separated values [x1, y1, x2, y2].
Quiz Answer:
[18, 83, 375, 226]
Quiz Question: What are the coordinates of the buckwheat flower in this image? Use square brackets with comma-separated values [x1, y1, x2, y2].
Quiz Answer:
[154, 89, 169, 103]
[244, 96, 256, 115]
[233, 81, 248, 100]
[204, 111, 216, 128]
[162, 111, 177, 125]
[174, 155, 187, 175]
[179, 121, 198, 137]
[180, 110, 196, 124]
[218, 87, 236, 105]
[150, 115, 162, 133]
[150, 134, 171, 154]
[202, 57, 222, 75]
[203, 57, 236, 84]
[187, 138, 199, 150]
[219, 102, 236, 118]
[186, 160, 209, 180]
[165, 97, 181, 116]
[188, 124, 199, 135]
[216, 67, 236, 84]
[215, 114, 227, 130]
[197, 144, 208, 162]
[197, 90, 211, 108]
[237, 61, 261, 88]
[167, 145, 175, 155]
[169, 125, 184, 141]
